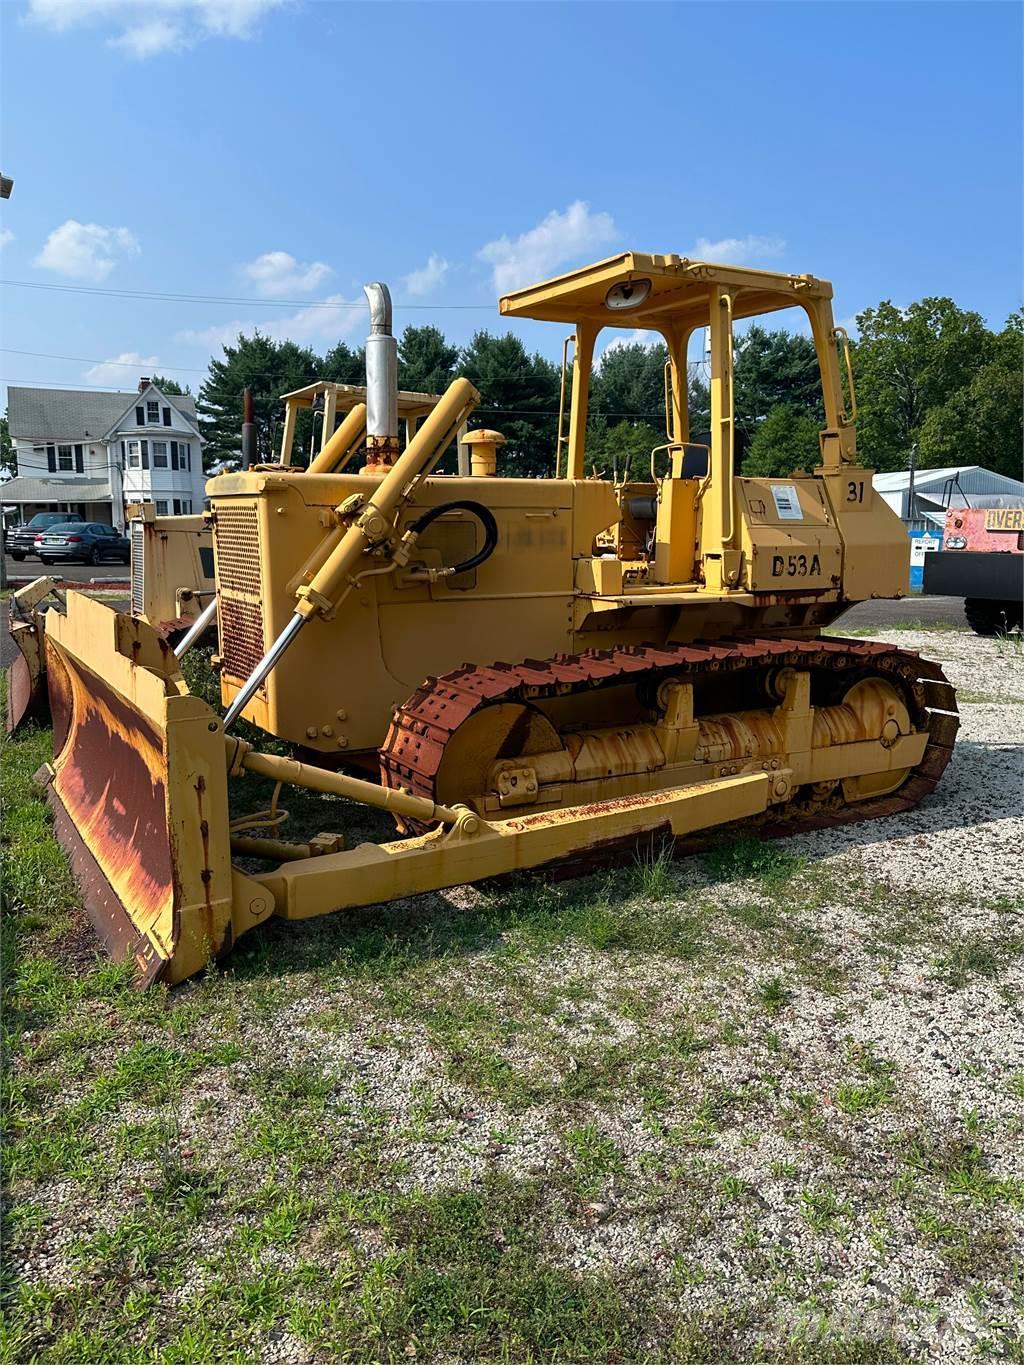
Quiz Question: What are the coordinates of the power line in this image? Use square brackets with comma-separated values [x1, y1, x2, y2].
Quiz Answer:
[0, 278, 494, 310]
[2, 348, 207, 373]
[0, 380, 676, 422]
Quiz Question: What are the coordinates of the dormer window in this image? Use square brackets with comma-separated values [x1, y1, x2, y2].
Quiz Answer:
[146, 399, 160, 424]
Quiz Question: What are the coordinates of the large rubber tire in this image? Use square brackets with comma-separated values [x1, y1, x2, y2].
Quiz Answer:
[965, 598, 1022, 636]
[88, 547, 102, 566]
[10, 552, 25, 561]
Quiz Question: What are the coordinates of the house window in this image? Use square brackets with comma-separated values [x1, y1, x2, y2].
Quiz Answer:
[57, 443, 74, 471]
[146, 400, 160, 423]
[152, 441, 168, 468]
[128, 440, 141, 469]
[181, 442, 191, 471]
[156, 500, 169, 515]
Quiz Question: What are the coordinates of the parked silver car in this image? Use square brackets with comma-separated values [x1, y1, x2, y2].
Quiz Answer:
[36, 522, 131, 567]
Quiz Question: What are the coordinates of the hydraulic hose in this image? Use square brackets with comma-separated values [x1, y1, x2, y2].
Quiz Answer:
[407, 500, 499, 576]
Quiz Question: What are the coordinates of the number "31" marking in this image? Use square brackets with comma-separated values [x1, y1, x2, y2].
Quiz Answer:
[846, 480, 865, 503]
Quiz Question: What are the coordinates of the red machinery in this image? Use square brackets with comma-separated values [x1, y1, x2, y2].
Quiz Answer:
[923, 503, 1023, 634]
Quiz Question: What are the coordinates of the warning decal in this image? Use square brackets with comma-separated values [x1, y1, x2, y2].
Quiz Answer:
[770, 484, 804, 521]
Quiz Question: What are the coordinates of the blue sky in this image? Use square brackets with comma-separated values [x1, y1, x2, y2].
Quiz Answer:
[1, 1, 1020, 400]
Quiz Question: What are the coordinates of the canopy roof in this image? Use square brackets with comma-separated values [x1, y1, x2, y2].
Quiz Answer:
[499, 252, 833, 330]
[281, 381, 441, 418]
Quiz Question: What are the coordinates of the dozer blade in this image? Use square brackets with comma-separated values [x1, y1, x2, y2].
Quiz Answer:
[5, 579, 60, 734]
[39, 592, 268, 984]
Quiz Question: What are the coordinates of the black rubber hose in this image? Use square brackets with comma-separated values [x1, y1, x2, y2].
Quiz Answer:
[407, 500, 499, 575]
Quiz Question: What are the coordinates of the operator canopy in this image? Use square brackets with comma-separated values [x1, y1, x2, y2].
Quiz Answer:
[499, 251, 833, 331]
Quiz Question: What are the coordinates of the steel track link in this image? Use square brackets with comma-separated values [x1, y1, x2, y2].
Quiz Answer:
[378, 637, 959, 848]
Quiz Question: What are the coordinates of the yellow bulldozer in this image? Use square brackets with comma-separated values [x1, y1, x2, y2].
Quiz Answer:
[27, 253, 957, 985]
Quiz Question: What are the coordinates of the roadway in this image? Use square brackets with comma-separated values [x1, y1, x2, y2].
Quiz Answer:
[3, 555, 130, 585]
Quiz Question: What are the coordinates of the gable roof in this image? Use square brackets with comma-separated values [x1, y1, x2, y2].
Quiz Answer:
[103, 384, 200, 439]
[873, 466, 1024, 495]
[8, 385, 198, 442]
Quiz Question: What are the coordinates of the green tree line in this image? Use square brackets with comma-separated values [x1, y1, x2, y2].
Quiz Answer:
[195, 298, 1022, 481]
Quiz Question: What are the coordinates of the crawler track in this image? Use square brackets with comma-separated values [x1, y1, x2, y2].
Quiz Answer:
[380, 637, 959, 843]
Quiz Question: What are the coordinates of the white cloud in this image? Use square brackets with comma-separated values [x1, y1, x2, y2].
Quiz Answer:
[478, 201, 618, 295]
[240, 250, 333, 297]
[0, 229, 13, 249]
[27, 0, 285, 59]
[84, 350, 160, 386]
[177, 292, 360, 350]
[686, 235, 785, 264]
[601, 328, 661, 359]
[402, 253, 449, 298]
[110, 18, 182, 56]
[35, 219, 140, 281]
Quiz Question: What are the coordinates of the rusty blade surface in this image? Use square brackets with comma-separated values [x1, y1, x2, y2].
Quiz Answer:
[46, 636, 175, 973]
[5, 650, 40, 734]
[6, 598, 49, 733]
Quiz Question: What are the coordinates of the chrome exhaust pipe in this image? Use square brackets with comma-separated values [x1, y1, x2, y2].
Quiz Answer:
[364, 282, 399, 469]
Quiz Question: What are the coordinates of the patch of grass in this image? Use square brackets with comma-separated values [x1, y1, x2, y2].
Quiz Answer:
[993, 631, 1024, 658]
[799, 1183, 852, 1234]
[633, 839, 675, 900]
[565, 1123, 624, 1191]
[300, 1177, 650, 1361]
[0, 718, 80, 937]
[931, 932, 1024, 989]
[834, 1079, 893, 1115]
[834, 1044, 896, 1115]
[718, 1173, 750, 1201]
[704, 837, 808, 888]
[756, 974, 792, 1015]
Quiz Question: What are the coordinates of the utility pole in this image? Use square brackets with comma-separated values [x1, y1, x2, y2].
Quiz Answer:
[1, 169, 12, 586]
[907, 441, 918, 526]
[241, 388, 256, 469]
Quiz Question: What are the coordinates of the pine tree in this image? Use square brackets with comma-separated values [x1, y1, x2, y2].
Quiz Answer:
[150, 374, 189, 396]
[398, 326, 459, 395]
[458, 332, 560, 476]
[197, 333, 320, 467]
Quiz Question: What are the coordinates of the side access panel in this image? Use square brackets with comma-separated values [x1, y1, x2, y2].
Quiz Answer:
[737, 478, 841, 593]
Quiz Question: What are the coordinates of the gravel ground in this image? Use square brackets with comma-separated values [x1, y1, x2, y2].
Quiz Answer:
[4, 628, 1022, 1363]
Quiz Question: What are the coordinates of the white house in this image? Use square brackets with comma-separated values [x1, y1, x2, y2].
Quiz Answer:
[4, 378, 206, 530]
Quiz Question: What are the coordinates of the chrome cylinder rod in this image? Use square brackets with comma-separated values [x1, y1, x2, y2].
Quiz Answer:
[223, 610, 306, 730]
[173, 597, 219, 660]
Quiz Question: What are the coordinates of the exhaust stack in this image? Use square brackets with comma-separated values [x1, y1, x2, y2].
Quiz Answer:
[364, 282, 399, 470]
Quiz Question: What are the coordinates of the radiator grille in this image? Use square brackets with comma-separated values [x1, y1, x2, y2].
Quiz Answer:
[130, 522, 145, 616]
[214, 504, 264, 682]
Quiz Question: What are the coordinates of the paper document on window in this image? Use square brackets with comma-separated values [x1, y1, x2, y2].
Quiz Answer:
[770, 484, 803, 520]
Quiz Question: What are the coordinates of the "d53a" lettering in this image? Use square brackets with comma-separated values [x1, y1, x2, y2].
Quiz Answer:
[772, 552, 821, 577]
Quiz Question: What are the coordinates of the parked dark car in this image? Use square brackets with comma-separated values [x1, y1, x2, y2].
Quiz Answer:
[36, 522, 131, 566]
[7, 511, 86, 560]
